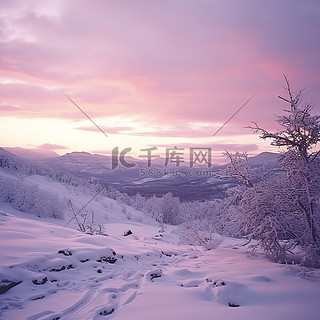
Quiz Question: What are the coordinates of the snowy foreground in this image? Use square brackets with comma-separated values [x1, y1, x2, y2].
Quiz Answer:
[1, 209, 320, 320]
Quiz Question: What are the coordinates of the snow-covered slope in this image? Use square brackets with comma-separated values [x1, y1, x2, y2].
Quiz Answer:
[1, 209, 320, 320]
[3, 147, 59, 160]
[1, 149, 320, 319]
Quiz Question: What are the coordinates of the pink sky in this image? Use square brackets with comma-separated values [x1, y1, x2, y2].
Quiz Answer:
[1, 0, 320, 163]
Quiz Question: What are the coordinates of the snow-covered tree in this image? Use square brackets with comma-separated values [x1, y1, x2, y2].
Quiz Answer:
[0, 176, 65, 219]
[236, 177, 301, 260]
[220, 151, 254, 187]
[223, 77, 320, 264]
[131, 193, 146, 211]
[250, 77, 320, 263]
[179, 200, 223, 250]
[137, 193, 182, 225]
[161, 192, 182, 225]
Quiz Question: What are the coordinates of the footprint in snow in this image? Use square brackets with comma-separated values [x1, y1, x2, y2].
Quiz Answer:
[251, 275, 272, 282]
[180, 279, 202, 288]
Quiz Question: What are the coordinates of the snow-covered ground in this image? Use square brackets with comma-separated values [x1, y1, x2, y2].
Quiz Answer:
[0, 156, 320, 320]
[1, 207, 320, 320]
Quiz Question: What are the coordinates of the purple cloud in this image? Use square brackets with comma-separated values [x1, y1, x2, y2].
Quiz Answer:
[1, 0, 319, 151]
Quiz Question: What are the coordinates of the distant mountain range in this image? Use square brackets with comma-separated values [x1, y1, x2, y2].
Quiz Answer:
[2, 147, 280, 201]
[3, 147, 59, 160]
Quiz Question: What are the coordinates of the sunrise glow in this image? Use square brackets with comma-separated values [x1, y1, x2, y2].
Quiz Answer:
[1, 1, 319, 163]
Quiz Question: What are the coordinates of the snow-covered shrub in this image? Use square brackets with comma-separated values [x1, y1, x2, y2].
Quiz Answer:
[131, 193, 145, 211]
[179, 200, 224, 249]
[236, 177, 301, 261]
[179, 223, 223, 250]
[0, 176, 65, 218]
[67, 200, 104, 235]
[160, 192, 182, 225]
[135, 193, 182, 225]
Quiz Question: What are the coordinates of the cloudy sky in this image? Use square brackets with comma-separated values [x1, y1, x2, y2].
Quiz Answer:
[1, 0, 320, 162]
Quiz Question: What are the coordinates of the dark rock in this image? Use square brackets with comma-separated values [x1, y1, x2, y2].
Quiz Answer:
[33, 276, 48, 285]
[123, 230, 133, 236]
[50, 264, 73, 272]
[150, 272, 162, 280]
[161, 251, 171, 257]
[99, 307, 114, 316]
[228, 302, 240, 307]
[0, 280, 22, 294]
[58, 249, 72, 256]
[97, 256, 117, 264]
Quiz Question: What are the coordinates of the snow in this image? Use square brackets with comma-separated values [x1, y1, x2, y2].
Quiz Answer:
[0, 157, 320, 320]
[1, 209, 320, 320]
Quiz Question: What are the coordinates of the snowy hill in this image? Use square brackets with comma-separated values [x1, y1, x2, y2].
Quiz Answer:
[1, 147, 319, 319]
[3, 147, 59, 160]
[248, 151, 279, 167]
[1, 209, 320, 320]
